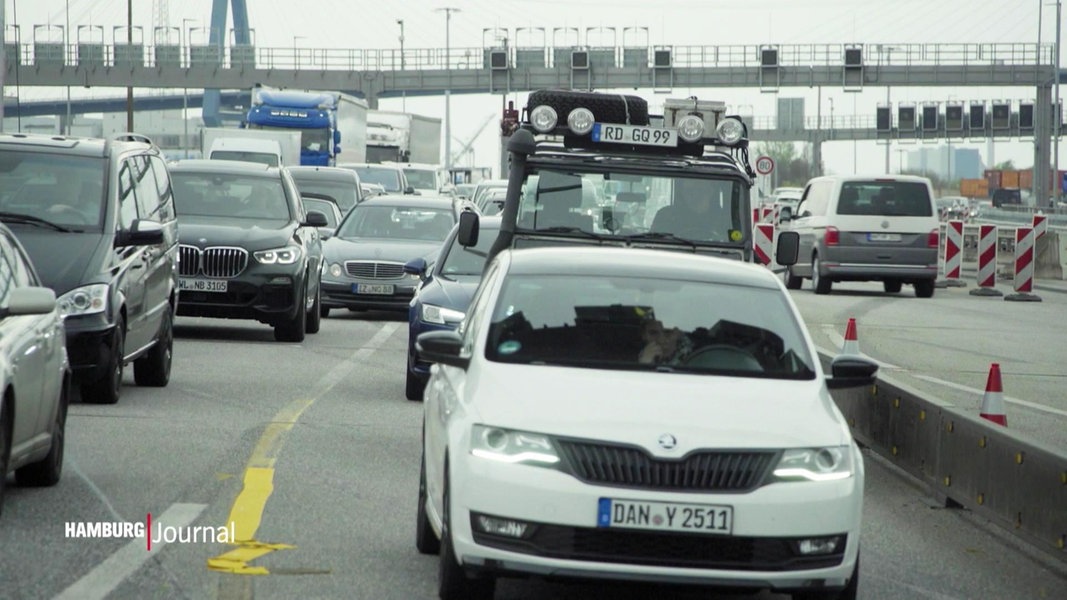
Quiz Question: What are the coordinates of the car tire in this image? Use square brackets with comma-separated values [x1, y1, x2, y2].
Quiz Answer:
[914, 280, 935, 298]
[306, 280, 322, 334]
[812, 256, 832, 295]
[406, 349, 427, 401]
[439, 468, 495, 600]
[783, 266, 803, 290]
[527, 89, 650, 126]
[883, 279, 903, 294]
[0, 398, 12, 518]
[16, 377, 68, 487]
[416, 454, 440, 555]
[134, 309, 173, 387]
[792, 551, 859, 600]
[82, 316, 125, 405]
[274, 284, 308, 342]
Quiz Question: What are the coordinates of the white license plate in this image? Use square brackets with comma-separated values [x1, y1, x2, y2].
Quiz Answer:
[592, 123, 678, 147]
[354, 283, 395, 295]
[179, 278, 228, 292]
[868, 233, 902, 242]
[597, 498, 733, 535]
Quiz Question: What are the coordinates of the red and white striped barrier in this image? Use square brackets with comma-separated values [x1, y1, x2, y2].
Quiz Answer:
[944, 220, 964, 280]
[1031, 214, 1047, 240]
[969, 224, 1003, 297]
[1005, 226, 1042, 302]
[754, 223, 774, 266]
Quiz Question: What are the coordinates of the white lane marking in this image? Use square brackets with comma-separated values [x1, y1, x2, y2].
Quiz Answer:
[53, 503, 207, 600]
[910, 374, 1067, 417]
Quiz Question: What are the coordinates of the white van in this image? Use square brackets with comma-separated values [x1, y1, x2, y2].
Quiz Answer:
[781, 174, 940, 297]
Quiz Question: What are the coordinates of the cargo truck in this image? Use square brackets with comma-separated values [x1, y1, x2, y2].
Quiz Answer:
[366, 110, 442, 164]
[246, 86, 369, 166]
[201, 128, 302, 167]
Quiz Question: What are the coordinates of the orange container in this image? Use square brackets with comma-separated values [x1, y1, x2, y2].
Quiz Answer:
[1001, 170, 1020, 188]
[1019, 169, 1033, 190]
[984, 169, 1002, 190]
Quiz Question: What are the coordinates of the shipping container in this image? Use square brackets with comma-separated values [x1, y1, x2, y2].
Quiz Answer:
[1019, 168, 1033, 191]
[1001, 170, 1020, 188]
[960, 178, 989, 198]
[984, 169, 1002, 190]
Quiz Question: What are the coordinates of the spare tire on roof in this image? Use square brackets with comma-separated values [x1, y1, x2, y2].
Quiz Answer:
[526, 90, 649, 126]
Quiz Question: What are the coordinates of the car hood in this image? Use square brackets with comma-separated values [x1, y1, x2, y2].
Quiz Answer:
[178, 216, 296, 251]
[417, 274, 481, 311]
[323, 237, 441, 264]
[13, 229, 110, 295]
[465, 365, 849, 453]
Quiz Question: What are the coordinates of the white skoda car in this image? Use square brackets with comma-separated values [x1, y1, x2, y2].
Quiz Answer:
[416, 246, 877, 600]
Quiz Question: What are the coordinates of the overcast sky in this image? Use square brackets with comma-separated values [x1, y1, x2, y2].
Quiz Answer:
[4, 0, 1064, 178]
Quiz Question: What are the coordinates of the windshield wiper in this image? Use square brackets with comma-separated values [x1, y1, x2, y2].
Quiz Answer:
[534, 226, 606, 241]
[0, 211, 74, 233]
[622, 231, 697, 250]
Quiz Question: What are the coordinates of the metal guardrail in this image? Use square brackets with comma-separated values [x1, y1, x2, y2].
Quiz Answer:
[822, 353, 1067, 565]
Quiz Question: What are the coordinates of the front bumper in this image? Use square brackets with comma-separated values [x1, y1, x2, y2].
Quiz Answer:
[64, 317, 117, 383]
[176, 269, 304, 325]
[321, 278, 418, 312]
[448, 453, 861, 593]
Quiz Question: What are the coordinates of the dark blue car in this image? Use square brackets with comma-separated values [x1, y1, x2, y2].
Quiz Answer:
[404, 217, 500, 400]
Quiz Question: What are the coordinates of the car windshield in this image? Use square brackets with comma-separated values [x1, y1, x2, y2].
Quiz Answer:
[351, 167, 401, 192]
[292, 179, 358, 211]
[301, 198, 338, 227]
[440, 226, 499, 277]
[517, 168, 746, 244]
[404, 169, 438, 190]
[172, 173, 291, 220]
[0, 151, 107, 231]
[836, 181, 933, 217]
[485, 274, 816, 379]
[337, 205, 454, 241]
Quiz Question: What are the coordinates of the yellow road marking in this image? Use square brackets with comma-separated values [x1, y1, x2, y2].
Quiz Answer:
[208, 324, 401, 577]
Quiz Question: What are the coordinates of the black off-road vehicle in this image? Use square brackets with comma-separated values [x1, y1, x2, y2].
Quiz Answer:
[456, 89, 799, 266]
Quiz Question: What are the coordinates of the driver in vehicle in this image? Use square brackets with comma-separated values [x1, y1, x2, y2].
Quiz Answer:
[638, 318, 692, 365]
[650, 178, 733, 241]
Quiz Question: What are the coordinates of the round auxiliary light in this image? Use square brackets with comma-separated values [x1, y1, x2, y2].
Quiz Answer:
[567, 107, 595, 135]
[676, 114, 705, 142]
[530, 105, 559, 133]
[715, 117, 746, 145]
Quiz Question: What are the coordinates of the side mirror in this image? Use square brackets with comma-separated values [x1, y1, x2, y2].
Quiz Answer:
[416, 330, 469, 369]
[3, 286, 57, 317]
[333, 130, 341, 145]
[778, 206, 793, 223]
[826, 354, 879, 390]
[404, 186, 417, 195]
[116, 219, 165, 247]
[457, 211, 480, 247]
[775, 231, 799, 266]
[305, 210, 329, 228]
[404, 257, 429, 281]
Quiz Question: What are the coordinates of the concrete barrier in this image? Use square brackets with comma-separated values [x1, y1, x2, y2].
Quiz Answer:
[822, 352, 1067, 565]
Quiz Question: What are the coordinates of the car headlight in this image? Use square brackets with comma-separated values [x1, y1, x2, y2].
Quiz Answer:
[328, 262, 344, 278]
[530, 105, 558, 133]
[254, 246, 303, 265]
[715, 117, 746, 145]
[421, 303, 465, 325]
[56, 283, 108, 318]
[470, 425, 560, 466]
[772, 446, 853, 482]
[676, 114, 706, 142]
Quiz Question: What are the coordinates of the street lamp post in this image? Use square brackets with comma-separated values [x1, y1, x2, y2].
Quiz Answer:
[183, 18, 196, 155]
[436, 7, 460, 171]
[1054, 0, 1062, 203]
[397, 19, 406, 111]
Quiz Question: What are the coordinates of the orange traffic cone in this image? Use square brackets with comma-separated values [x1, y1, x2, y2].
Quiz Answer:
[979, 363, 1007, 426]
[841, 318, 860, 355]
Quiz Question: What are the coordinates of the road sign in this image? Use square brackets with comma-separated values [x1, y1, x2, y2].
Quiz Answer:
[755, 155, 775, 175]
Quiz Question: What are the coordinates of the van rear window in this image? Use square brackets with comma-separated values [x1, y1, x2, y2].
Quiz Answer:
[836, 182, 933, 217]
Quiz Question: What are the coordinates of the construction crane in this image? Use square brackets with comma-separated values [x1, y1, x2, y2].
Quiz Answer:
[450, 113, 496, 167]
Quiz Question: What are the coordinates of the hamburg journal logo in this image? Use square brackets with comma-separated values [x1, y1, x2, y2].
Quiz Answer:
[65, 514, 235, 551]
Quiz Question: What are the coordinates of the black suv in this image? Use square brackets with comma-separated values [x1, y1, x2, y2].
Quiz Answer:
[0, 132, 179, 404]
[991, 187, 1022, 208]
[168, 160, 327, 342]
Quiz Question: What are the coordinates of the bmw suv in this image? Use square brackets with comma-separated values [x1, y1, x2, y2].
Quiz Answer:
[169, 160, 327, 342]
[0, 132, 178, 404]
